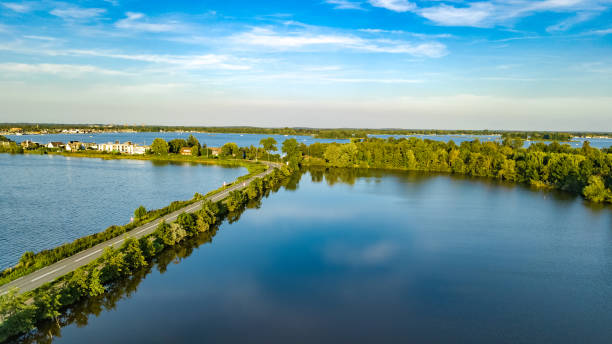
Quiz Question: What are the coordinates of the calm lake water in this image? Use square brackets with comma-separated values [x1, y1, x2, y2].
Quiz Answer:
[7, 132, 612, 149]
[18, 168, 612, 343]
[0, 154, 246, 270]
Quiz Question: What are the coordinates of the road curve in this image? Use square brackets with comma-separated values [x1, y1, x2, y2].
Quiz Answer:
[0, 162, 280, 296]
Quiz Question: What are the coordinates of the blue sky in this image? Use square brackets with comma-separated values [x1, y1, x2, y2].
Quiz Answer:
[0, 0, 611, 130]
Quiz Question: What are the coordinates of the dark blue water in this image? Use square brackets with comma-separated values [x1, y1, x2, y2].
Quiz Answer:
[32, 168, 612, 343]
[0, 154, 246, 270]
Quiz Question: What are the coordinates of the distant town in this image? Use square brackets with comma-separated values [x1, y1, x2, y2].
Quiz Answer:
[1, 138, 225, 157]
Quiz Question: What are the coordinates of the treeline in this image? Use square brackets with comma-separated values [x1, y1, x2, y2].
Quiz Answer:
[501, 131, 573, 141]
[0, 166, 292, 342]
[150, 136, 284, 161]
[2, 123, 611, 139]
[0, 135, 22, 154]
[299, 137, 612, 204]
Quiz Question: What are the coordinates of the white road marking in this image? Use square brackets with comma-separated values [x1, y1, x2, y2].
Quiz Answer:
[75, 249, 103, 262]
[109, 238, 125, 247]
[31, 265, 66, 282]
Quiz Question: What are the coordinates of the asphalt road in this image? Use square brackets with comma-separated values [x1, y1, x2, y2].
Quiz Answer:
[0, 162, 279, 296]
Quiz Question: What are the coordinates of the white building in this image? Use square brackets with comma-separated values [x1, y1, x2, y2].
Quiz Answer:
[46, 142, 64, 149]
[98, 141, 149, 155]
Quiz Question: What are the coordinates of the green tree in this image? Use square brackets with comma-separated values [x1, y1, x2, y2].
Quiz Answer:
[99, 247, 126, 282]
[67, 267, 105, 299]
[177, 212, 197, 234]
[150, 138, 169, 155]
[134, 205, 147, 219]
[221, 142, 239, 157]
[122, 237, 147, 271]
[168, 139, 188, 154]
[0, 288, 37, 341]
[282, 138, 302, 168]
[260, 137, 277, 161]
[187, 135, 201, 156]
[583, 176, 611, 202]
[34, 289, 62, 326]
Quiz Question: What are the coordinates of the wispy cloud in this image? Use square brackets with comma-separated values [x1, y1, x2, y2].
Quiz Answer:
[0, 63, 127, 77]
[418, 2, 495, 27]
[329, 0, 611, 29]
[50, 6, 106, 19]
[581, 27, 612, 35]
[368, 0, 415, 12]
[303, 65, 343, 72]
[546, 11, 597, 32]
[231, 27, 447, 57]
[358, 28, 453, 39]
[70, 49, 252, 70]
[416, 0, 610, 28]
[1, 2, 31, 13]
[115, 12, 178, 32]
[324, 0, 364, 10]
[23, 35, 57, 41]
[324, 77, 422, 83]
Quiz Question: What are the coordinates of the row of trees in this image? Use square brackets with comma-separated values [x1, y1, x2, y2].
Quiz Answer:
[501, 131, 573, 141]
[297, 137, 612, 204]
[149, 136, 282, 162]
[150, 135, 203, 156]
[0, 166, 292, 341]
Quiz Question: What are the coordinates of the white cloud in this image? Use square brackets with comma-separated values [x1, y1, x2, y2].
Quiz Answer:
[0, 63, 127, 76]
[416, 0, 611, 28]
[303, 65, 343, 72]
[0, 42, 254, 71]
[115, 12, 177, 32]
[232, 28, 361, 48]
[368, 0, 416, 12]
[359, 28, 454, 39]
[68, 49, 252, 70]
[50, 7, 106, 19]
[23, 35, 56, 41]
[582, 27, 612, 35]
[546, 11, 596, 32]
[325, 0, 364, 10]
[324, 77, 422, 83]
[419, 2, 495, 27]
[1, 2, 30, 13]
[231, 27, 447, 57]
